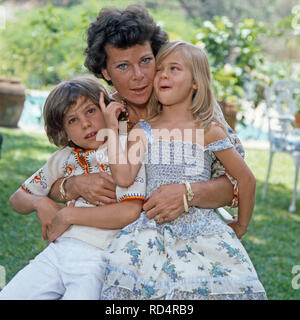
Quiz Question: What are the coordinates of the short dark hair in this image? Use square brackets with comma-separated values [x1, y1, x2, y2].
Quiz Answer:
[84, 4, 168, 85]
[43, 76, 110, 148]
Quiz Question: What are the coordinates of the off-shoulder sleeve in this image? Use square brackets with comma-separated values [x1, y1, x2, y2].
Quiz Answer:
[21, 147, 73, 196]
[116, 164, 146, 203]
[205, 137, 233, 153]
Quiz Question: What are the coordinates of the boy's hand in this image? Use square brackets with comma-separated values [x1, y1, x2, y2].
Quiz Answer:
[47, 200, 75, 243]
[99, 92, 126, 130]
[34, 197, 65, 241]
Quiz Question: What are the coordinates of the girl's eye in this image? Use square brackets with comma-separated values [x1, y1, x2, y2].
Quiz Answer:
[171, 66, 178, 71]
[117, 63, 128, 70]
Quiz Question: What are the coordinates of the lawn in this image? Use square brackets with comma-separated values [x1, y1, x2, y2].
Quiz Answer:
[0, 126, 300, 300]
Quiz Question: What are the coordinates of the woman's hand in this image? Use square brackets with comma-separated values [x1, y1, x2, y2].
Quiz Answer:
[68, 172, 117, 205]
[34, 197, 65, 241]
[47, 200, 75, 243]
[143, 184, 186, 223]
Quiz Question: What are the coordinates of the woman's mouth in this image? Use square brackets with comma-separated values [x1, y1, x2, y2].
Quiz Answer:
[130, 85, 148, 95]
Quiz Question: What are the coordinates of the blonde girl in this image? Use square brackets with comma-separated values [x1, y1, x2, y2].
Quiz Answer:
[99, 41, 267, 300]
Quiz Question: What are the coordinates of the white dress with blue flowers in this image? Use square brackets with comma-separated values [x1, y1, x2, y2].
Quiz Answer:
[101, 121, 267, 300]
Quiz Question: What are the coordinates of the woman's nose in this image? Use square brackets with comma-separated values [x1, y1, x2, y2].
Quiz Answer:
[132, 65, 144, 80]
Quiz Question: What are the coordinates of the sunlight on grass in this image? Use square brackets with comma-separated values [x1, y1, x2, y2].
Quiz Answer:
[0, 129, 299, 299]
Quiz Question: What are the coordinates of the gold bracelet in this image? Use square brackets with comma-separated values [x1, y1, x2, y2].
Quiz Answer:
[184, 181, 194, 203]
[183, 194, 189, 213]
[59, 177, 68, 201]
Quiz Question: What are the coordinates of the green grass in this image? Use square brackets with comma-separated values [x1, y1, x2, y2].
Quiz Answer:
[0, 126, 300, 299]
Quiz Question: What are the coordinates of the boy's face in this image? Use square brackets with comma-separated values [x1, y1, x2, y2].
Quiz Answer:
[64, 96, 106, 150]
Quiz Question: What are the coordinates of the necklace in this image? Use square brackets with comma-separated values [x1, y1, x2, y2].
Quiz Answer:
[120, 99, 145, 132]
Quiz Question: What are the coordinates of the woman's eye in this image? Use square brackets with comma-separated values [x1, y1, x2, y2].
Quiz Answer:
[117, 63, 128, 70]
[141, 57, 152, 64]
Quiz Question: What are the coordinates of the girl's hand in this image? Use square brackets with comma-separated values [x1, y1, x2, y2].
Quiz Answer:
[227, 215, 248, 239]
[47, 200, 75, 243]
[99, 92, 126, 130]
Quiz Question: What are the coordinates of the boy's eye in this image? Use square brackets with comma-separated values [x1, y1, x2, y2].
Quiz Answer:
[68, 118, 76, 124]
[87, 108, 96, 114]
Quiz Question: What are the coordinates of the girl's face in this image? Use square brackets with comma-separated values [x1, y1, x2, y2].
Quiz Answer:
[102, 42, 156, 109]
[64, 96, 106, 150]
[154, 50, 197, 108]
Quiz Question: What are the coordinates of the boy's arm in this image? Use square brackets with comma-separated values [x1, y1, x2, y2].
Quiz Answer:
[47, 199, 143, 243]
[9, 188, 64, 240]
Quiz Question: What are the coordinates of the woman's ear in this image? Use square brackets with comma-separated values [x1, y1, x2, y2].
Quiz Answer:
[192, 81, 198, 90]
[101, 68, 111, 82]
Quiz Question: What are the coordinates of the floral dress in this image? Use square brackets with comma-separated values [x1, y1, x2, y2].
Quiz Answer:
[101, 121, 267, 300]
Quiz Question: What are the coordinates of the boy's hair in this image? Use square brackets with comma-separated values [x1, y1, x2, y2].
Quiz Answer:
[148, 40, 225, 131]
[84, 4, 168, 85]
[43, 76, 110, 148]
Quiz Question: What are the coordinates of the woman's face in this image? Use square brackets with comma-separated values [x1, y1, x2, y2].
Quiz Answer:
[102, 41, 156, 109]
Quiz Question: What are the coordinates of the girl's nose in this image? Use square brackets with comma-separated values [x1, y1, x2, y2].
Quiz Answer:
[160, 69, 168, 79]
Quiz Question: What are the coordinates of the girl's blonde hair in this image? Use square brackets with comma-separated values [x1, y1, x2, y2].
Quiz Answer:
[148, 40, 225, 131]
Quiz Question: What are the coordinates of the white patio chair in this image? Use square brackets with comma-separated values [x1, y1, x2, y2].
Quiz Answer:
[262, 79, 300, 212]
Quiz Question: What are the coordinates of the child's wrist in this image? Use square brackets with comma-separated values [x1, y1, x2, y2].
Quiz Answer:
[236, 221, 248, 231]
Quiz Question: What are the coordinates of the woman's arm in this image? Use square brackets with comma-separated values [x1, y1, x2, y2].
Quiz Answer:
[48, 172, 117, 205]
[144, 177, 233, 222]
[47, 199, 143, 243]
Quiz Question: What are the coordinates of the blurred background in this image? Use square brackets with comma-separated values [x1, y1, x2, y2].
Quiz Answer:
[0, 0, 300, 299]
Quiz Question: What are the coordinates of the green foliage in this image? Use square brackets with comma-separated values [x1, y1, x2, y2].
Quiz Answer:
[0, 0, 196, 88]
[192, 16, 267, 107]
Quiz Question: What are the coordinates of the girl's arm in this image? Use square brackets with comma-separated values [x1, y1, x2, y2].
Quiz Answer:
[206, 125, 256, 238]
[99, 93, 146, 187]
[47, 199, 143, 243]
